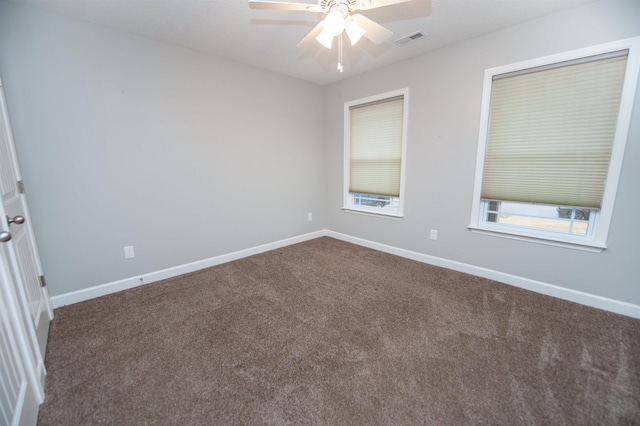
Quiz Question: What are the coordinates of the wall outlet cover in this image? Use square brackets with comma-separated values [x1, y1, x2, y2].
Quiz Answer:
[124, 246, 135, 259]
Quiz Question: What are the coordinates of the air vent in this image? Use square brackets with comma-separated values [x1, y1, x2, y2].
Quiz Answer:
[394, 31, 427, 46]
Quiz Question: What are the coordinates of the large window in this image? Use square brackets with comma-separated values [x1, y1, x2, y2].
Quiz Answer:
[470, 38, 640, 251]
[344, 89, 408, 217]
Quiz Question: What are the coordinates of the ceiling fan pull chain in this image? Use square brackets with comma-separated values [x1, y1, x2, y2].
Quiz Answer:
[338, 33, 344, 73]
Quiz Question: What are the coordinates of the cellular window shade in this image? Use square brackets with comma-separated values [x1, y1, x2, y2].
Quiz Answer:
[349, 96, 404, 197]
[481, 52, 628, 209]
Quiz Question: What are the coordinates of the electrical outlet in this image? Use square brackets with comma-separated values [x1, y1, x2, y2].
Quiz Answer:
[430, 230, 438, 241]
[308, 213, 313, 221]
[124, 246, 135, 259]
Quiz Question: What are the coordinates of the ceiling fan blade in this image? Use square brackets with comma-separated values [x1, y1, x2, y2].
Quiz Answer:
[296, 20, 325, 48]
[248, 0, 323, 12]
[353, 0, 413, 10]
[353, 14, 393, 45]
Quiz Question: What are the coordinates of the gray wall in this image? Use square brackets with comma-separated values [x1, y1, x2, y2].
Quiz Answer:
[0, 1, 326, 296]
[325, 0, 640, 304]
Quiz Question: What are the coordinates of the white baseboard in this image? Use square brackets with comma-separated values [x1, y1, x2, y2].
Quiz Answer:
[51, 231, 326, 308]
[326, 230, 640, 319]
[53, 229, 640, 319]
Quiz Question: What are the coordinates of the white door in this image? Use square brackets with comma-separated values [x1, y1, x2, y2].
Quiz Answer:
[0, 236, 42, 426]
[0, 76, 53, 401]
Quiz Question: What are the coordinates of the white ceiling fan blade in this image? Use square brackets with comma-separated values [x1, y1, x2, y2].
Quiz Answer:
[296, 20, 325, 48]
[353, 0, 413, 11]
[248, 0, 323, 12]
[352, 14, 393, 45]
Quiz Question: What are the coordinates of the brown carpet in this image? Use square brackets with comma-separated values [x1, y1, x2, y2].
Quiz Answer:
[38, 237, 640, 425]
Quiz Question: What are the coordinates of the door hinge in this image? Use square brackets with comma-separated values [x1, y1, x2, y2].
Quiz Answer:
[17, 180, 25, 194]
[39, 275, 46, 288]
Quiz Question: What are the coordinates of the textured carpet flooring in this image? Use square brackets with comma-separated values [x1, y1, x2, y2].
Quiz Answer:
[38, 237, 640, 424]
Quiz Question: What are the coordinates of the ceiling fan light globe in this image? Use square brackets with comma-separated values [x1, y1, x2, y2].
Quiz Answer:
[315, 27, 335, 49]
[345, 18, 366, 45]
[324, 10, 345, 36]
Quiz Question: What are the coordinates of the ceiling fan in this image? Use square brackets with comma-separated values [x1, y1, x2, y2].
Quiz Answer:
[249, 0, 413, 71]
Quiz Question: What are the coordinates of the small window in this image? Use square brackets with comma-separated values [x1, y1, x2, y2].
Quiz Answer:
[482, 201, 595, 237]
[470, 37, 640, 250]
[343, 89, 408, 217]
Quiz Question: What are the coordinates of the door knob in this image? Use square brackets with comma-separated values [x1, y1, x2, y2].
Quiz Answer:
[6, 215, 25, 225]
[0, 231, 11, 242]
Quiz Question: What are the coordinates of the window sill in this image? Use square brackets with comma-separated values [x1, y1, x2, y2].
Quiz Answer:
[342, 207, 404, 220]
[468, 225, 606, 253]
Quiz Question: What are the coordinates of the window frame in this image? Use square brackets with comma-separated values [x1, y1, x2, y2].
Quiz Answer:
[343, 88, 409, 218]
[469, 37, 640, 251]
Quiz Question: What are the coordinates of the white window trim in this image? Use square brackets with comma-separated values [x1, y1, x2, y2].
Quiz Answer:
[343, 88, 409, 218]
[469, 37, 640, 251]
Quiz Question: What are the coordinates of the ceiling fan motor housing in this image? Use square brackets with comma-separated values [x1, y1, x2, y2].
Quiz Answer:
[321, 0, 363, 13]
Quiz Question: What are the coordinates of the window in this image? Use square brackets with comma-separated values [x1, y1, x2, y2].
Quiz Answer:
[344, 89, 408, 217]
[470, 38, 640, 251]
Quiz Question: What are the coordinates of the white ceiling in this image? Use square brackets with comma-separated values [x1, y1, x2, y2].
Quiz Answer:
[7, 0, 596, 85]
